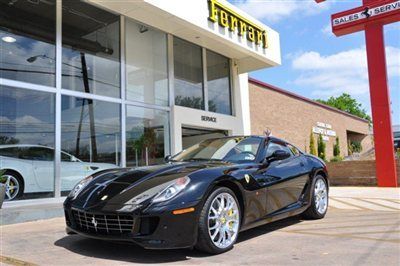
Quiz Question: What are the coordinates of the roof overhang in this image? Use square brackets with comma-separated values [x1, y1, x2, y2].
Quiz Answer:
[89, 0, 281, 73]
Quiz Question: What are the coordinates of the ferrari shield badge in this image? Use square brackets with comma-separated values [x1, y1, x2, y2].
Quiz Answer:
[244, 174, 250, 183]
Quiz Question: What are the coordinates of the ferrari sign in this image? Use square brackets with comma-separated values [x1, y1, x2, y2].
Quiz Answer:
[331, 0, 400, 36]
[208, 0, 268, 48]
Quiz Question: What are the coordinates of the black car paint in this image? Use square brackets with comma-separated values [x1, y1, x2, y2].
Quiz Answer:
[64, 136, 328, 249]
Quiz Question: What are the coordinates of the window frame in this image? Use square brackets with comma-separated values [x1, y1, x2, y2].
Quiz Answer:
[0, 0, 239, 201]
[172, 37, 233, 115]
[263, 140, 294, 161]
[205, 49, 232, 115]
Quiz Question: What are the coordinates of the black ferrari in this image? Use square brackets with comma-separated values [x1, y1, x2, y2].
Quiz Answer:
[64, 135, 329, 254]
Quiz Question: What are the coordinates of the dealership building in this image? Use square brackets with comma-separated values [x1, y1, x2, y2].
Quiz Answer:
[0, 0, 370, 203]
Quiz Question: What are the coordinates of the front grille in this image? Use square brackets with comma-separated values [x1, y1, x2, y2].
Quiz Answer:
[71, 209, 135, 235]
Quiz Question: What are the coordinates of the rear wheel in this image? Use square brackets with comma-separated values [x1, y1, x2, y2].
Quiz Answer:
[195, 187, 241, 254]
[302, 175, 328, 219]
[1, 171, 24, 201]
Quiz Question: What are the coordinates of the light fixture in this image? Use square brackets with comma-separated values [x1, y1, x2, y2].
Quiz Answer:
[2, 36, 16, 43]
[139, 25, 148, 33]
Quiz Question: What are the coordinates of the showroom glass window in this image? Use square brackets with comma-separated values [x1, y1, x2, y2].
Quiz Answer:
[173, 37, 204, 110]
[62, 1, 120, 98]
[0, 86, 55, 200]
[61, 96, 120, 194]
[126, 106, 169, 167]
[0, 0, 56, 86]
[206, 50, 232, 115]
[126, 20, 168, 106]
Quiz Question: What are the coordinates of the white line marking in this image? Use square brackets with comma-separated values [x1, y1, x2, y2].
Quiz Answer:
[343, 198, 396, 211]
[329, 198, 363, 210]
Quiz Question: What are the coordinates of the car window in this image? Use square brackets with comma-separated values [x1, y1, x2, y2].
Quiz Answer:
[0, 147, 22, 158]
[61, 152, 73, 162]
[265, 142, 293, 158]
[172, 136, 262, 163]
[223, 137, 262, 162]
[25, 147, 54, 161]
[287, 144, 301, 156]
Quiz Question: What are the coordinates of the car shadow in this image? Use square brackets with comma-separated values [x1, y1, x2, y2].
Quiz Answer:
[54, 216, 303, 264]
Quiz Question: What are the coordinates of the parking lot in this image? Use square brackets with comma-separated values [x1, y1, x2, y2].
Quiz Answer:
[1, 189, 400, 266]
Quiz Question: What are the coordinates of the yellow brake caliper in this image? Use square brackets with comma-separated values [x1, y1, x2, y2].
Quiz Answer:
[9, 180, 14, 193]
[227, 209, 234, 229]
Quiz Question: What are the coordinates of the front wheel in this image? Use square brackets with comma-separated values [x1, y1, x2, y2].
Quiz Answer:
[1, 171, 24, 201]
[302, 175, 328, 219]
[195, 187, 241, 254]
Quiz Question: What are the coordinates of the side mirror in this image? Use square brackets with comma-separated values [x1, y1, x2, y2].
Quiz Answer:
[267, 149, 291, 162]
[71, 156, 79, 162]
[164, 155, 172, 162]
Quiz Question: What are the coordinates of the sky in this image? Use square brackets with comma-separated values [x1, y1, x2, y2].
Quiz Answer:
[230, 0, 400, 125]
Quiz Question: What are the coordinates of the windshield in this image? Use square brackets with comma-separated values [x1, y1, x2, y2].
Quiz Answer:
[171, 136, 262, 163]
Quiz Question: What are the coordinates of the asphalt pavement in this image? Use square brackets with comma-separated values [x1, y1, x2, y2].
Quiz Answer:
[0, 188, 399, 266]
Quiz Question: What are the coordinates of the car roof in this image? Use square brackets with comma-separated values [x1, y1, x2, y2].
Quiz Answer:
[205, 135, 287, 143]
[0, 144, 53, 149]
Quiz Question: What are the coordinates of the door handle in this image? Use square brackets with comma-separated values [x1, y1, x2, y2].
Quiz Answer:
[300, 162, 305, 167]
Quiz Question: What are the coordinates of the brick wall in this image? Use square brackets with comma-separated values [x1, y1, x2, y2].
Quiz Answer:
[249, 80, 373, 160]
[326, 160, 400, 186]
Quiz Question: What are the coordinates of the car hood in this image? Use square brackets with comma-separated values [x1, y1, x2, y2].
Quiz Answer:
[70, 161, 234, 211]
[82, 162, 117, 170]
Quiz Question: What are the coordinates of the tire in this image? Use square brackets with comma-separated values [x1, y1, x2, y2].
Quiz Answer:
[195, 187, 241, 254]
[302, 175, 328, 219]
[1, 170, 24, 201]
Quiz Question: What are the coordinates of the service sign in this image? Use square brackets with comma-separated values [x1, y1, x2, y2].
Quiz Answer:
[201, 115, 217, 123]
[331, 0, 400, 36]
[313, 123, 337, 141]
[208, 0, 268, 48]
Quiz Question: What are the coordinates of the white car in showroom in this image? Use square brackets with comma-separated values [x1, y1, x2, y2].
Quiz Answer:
[0, 144, 117, 201]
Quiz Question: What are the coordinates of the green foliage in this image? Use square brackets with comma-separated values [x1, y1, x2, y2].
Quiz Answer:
[309, 132, 317, 156]
[175, 96, 218, 112]
[348, 140, 362, 154]
[316, 93, 371, 122]
[333, 137, 340, 157]
[0, 169, 6, 183]
[317, 134, 326, 161]
[126, 128, 159, 165]
[175, 96, 203, 110]
[330, 156, 343, 162]
[0, 136, 19, 145]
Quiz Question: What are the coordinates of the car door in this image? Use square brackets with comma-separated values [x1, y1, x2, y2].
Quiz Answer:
[253, 141, 308, 215]
[27, 147, 54, 191]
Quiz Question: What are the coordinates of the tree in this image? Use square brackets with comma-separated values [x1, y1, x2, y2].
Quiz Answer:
[309, 131, 317, 156]
[348, 140, 362, 154]
[315, 93, 371, 122]
[175, 96, 203, 109]
[333, 136, 340, 157]
[317, 134, 326, 161]
[0, 136, 19, 145]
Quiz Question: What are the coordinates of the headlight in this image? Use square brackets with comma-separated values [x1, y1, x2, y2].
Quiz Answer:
[152, 176, 190, 203]
[68, 175, 93, 199]
[118, 176, 190, 212]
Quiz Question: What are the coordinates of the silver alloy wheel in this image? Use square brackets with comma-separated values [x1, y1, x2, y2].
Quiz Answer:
[2, 174, 20, 201]
[208, 192, 240, 249]
[314, 179, 328, 214]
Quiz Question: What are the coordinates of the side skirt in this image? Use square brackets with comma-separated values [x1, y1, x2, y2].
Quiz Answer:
[239, 202, 309, 232]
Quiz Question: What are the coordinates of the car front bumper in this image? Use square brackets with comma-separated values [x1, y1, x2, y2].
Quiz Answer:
[63, 200, 202, 250]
